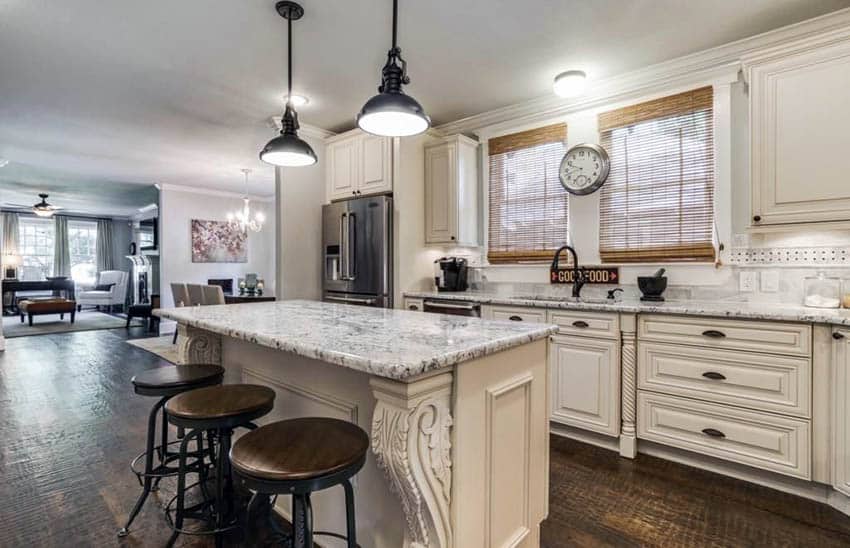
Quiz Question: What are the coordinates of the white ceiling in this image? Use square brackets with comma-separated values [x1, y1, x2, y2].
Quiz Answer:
[1, 0, 848, 196]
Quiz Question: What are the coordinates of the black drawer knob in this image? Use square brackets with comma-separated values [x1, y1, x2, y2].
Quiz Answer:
[572, 320, 589, 328]
[702, 428, 726, 439]
[753, 215, 761, 222]
[702, 329, 726, 338]
[508, 315, 523, 321]
[409, 305, 419, 311]
[833, 332, 845, 340]
[702, 371, 726, 380]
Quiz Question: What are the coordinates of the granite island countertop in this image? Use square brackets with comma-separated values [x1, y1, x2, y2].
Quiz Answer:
[155, 299, 558, 381]
[404, 289, 850, 327]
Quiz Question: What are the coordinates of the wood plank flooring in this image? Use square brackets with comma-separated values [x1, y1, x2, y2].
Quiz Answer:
[0, 328, 849, 547]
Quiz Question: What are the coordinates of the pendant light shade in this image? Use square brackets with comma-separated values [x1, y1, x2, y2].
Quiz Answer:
[260, 1, 317, 167]
[356, 0, 430, 137]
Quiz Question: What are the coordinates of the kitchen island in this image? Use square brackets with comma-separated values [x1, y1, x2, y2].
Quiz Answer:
[156, 300, 558, 548]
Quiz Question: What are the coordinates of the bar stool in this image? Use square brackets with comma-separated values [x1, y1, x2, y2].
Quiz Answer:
[230, 417, 369, 548]
[118, 364, 225, 538]
[164, 384, 276, 547]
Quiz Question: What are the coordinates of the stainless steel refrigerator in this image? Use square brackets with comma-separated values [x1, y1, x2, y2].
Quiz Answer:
[322, 195, 393, 308]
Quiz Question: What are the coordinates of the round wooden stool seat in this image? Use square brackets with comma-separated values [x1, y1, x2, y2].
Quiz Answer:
[231, 418, 369, 483]
[164, 384, 275, 430]
[131, 364, 224, 397]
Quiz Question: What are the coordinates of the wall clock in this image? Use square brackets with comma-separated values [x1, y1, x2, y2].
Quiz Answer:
[558, 143, 610, 195]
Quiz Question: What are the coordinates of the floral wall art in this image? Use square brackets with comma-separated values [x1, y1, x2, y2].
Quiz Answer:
[191, 219, 247, 263]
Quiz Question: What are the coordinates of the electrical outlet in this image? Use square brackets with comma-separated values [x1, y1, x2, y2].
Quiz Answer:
[760, 270, 779, 292]
[739, 271, 757, 292]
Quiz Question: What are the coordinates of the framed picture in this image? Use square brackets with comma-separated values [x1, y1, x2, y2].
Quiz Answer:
[191, 220, 247, 263]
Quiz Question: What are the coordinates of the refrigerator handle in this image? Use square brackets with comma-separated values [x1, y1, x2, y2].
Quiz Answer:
[340, 212, 347, 281]
[348, 213, 356, 280]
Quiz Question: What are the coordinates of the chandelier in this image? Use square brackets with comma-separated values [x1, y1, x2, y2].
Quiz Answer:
[227, 169, 265, 233]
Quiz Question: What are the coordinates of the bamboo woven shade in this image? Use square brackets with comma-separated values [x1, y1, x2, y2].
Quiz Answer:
[598, 88, 715, 263]
[488, 123, 568, 263]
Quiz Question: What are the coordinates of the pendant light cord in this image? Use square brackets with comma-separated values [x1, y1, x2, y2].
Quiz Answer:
[287, 17, 293, 102]
[392, 0, 398, 49]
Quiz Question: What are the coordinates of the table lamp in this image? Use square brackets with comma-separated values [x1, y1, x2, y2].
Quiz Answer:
[2, 253, 21, 280]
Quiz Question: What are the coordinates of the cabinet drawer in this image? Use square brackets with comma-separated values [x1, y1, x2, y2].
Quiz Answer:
[638, 315, 811, 357]
[637, 392, 811, 479]
[548, 310, 619, 340]
[489, 305, 546, 324]
[638, 342, 811, 418]
[403, 298, 424, 312]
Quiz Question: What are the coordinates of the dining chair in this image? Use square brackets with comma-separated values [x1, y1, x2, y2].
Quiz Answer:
[186, 284, 204, 307]
[201, 284, 225, 306]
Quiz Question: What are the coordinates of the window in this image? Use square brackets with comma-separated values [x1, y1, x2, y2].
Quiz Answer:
[488, 123, 568, 263]
[598, 87, 715, 263]
[18, 217, 54, 280]
[69, 220, 97, 286]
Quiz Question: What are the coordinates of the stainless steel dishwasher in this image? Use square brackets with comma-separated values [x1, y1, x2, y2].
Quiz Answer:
[422, 299, 481, 317]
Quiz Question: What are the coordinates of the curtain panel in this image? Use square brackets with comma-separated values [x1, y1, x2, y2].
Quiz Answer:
[1, 212, 20, 256]
[53, 216, 71, 277]
[96, 219, 114, 272]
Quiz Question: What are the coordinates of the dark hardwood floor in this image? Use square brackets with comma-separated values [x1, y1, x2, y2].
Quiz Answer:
[1, 328, 849, 547]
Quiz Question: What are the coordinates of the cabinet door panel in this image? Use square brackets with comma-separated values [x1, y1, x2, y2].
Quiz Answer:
[832, 329, 850, 496]
[327, 138, 359, 201]
[360, 135, 392, 195]
[750, 41, 850, 225]
[425, 144, 456, 243]
[550, 336, 620, 436]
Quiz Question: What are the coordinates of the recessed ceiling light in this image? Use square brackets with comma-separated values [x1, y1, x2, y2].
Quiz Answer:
[283, 94, 309, 108]
[553, 70, 587, 98]
[0, 159, 9, 168]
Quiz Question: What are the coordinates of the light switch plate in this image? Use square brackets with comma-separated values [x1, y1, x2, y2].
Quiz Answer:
[739, 271, 757, 292]
[760, 270, 779, 292]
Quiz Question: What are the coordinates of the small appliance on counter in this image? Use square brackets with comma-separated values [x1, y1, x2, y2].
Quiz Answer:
[638, 268, 668, 302]
[434, 257, 468, 292]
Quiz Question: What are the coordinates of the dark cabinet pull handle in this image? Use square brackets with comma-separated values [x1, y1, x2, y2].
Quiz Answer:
[834, 332, 845, 340]
[702, 428, 726, 439]
[702, 371, 726, 380]
[508, 315, 523, 321]
[572, 320, 589, 328]
[753, 215, 761, 222]
[409, 305, 419, 311]
[702, 329, 726, 338]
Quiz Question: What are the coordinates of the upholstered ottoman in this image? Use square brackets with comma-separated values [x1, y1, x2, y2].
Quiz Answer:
[19, 298, 77, 326]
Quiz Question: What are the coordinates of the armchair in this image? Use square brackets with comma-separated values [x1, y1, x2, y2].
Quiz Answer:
[76, 270, 128, 312]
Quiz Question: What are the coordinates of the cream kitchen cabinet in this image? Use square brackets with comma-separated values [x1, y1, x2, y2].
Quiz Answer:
[326, 131, 391, 202]
[832, 329, 850, 496]
[424, 134, 479, 246]
[746, 36, 850, 226]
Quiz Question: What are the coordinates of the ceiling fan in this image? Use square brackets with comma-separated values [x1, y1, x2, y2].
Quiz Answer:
[3, 193, 64, 218]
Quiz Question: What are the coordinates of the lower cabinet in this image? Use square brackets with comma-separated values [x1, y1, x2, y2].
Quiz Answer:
[832, 328, 850, 496]
[549, 334, 621, 436]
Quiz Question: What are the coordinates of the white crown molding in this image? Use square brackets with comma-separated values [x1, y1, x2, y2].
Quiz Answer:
[156, 182, 275, 202]
[267, 116, 336, 140]
[435, 7, 850, 137]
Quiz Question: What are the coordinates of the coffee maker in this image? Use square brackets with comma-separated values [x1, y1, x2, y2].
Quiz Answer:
[434, 257, 468, 292]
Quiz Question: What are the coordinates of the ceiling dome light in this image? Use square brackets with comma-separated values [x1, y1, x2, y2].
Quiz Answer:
[553, 70, 587, 98]
[283, 94, 309, 108]
[260, 1, 317, 168]
[356, 0, 430, 137]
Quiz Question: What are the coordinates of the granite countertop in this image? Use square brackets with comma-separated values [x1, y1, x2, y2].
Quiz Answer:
[404, 290, 850, 327]
[155, 300, 558, 381]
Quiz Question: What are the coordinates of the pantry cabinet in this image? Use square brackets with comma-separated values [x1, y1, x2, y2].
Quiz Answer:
[424, 134, 479, 246]
[746, 36, 850, 226]
[326, 131, 391, 202]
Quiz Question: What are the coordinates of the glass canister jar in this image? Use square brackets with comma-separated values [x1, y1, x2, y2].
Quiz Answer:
[803, 271, 841, 308]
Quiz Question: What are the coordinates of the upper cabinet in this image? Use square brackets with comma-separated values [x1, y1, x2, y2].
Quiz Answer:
[747, 36, 850, 227]
[326, 131, 392, 202]
[424, 134, 479, 246]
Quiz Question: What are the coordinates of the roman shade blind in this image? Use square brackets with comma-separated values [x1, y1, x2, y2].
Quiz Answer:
[488, 123, 568, 263]
[598, 87, 715, 263]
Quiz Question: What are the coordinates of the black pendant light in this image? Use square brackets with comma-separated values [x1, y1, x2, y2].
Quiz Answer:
[260, 1, 317, 167]
[356, 0, 430, 137]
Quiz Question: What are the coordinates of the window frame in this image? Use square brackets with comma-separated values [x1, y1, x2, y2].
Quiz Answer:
[18, 216, 55, 281]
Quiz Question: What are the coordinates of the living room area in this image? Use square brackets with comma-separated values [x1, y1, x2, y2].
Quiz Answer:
[0, 174, 161, 339]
